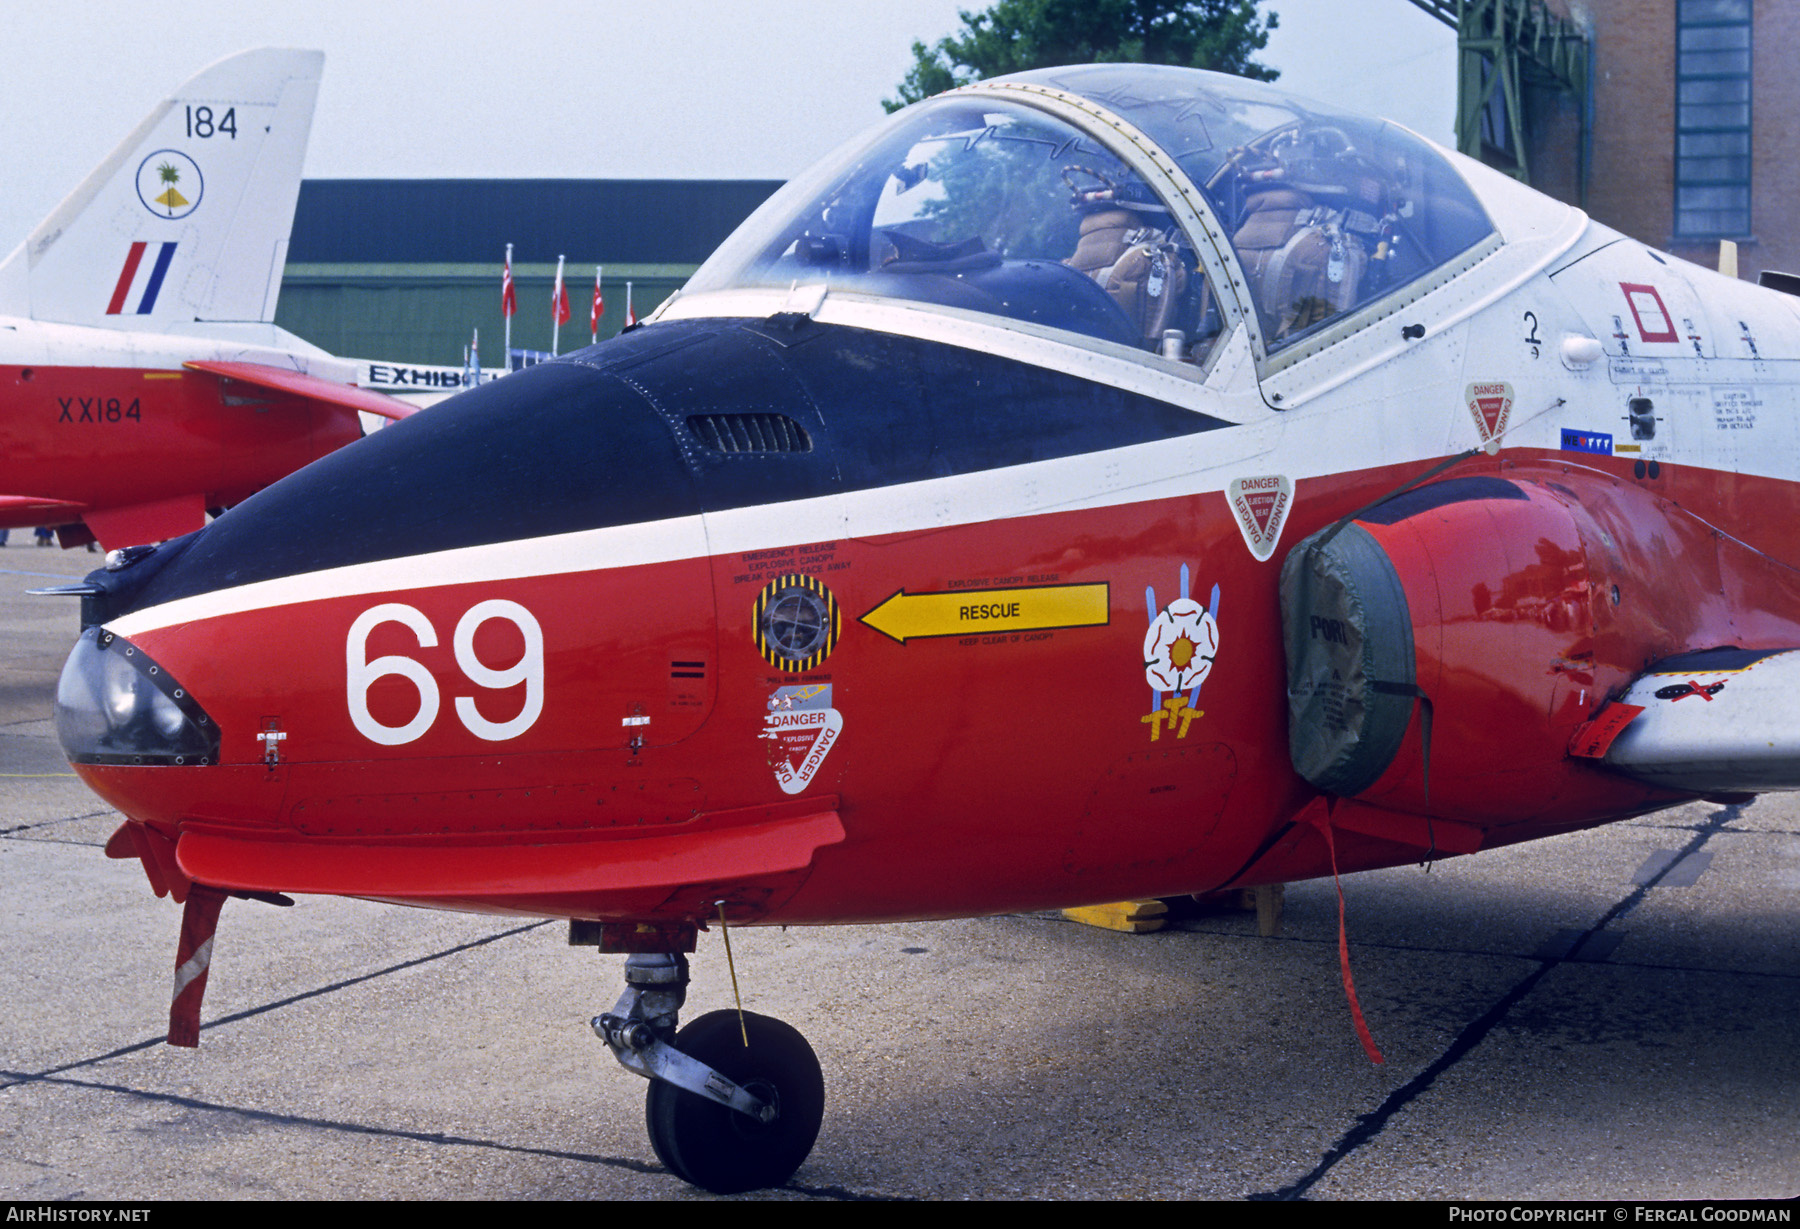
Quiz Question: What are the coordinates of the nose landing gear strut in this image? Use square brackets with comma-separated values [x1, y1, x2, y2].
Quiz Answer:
[593, 952, 825, 1193]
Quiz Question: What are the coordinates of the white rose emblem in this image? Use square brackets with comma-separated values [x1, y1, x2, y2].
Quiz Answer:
[1144, 597, 1218, 692]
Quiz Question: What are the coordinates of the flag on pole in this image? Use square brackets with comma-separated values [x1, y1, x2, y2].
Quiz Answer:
[626, 280, 637, 328]
[502, 244, 515, 372]
[551, 255, 569, 355]
[591, 265, 604, 343]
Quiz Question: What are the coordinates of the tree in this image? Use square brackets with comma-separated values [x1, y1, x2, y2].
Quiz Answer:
[885, 0, 1279, 113]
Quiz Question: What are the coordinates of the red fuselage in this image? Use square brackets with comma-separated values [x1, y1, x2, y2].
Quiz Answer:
[68, 409, 1800, 930]
[1, 363, 362, 541]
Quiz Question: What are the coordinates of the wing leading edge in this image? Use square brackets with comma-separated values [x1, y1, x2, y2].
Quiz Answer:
[1598, 648, 1800, 792]
[184, 361, 416, 420]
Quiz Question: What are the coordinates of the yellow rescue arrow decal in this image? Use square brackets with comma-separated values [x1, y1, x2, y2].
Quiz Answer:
[859, 583, 1110, 644]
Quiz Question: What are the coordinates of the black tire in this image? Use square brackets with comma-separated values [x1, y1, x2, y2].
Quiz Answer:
[645, 1009, 824, 1194]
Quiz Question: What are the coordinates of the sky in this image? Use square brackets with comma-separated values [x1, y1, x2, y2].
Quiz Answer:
[0, 0, 1454, 250]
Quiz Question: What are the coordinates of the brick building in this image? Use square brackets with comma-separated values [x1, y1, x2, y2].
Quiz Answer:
[1444, 0, 1800, 280]
[1583, 0, 1800, 279]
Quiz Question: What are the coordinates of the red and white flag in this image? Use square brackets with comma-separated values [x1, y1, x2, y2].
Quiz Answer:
[591, 265, 604, 342]
[501, 245, 516, 318]
[625, 279, 637, 328]
[552, 257, 571, 326]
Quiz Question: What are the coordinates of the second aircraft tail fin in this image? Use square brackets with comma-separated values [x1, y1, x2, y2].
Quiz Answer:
[0, 47, 323, 330]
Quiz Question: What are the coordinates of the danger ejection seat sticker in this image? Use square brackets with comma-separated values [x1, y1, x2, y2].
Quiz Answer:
[763, 684, 842, 795]
[1465, 381, 1513, 453]
[1227, 475, 1292, 561]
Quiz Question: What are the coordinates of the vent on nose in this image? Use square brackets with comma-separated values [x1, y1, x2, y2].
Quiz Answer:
[685, 413, 812, 454]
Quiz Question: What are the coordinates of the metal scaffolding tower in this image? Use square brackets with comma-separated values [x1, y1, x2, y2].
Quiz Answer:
[1411, 0, 1591, 204]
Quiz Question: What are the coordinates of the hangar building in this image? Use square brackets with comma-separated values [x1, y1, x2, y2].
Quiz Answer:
[274, 179, 782, 366]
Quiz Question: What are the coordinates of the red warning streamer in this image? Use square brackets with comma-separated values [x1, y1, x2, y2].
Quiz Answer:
[168, 886, 228, 1048]
[1300, 799, 1386, 1064]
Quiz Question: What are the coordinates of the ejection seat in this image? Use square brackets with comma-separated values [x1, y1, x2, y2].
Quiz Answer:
[1064, 206, 1191, 354]
[1231, 186, 1368, 343]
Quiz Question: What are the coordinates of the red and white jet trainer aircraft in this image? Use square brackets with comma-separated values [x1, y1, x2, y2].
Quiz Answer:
[49, 63, 1800, 1191]
[0, 48, 408, 551]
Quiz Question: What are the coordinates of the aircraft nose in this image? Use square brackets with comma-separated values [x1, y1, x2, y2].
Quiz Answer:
[55, 625, 220, 768]
[55, 341, 735, 839]
[78, 334, 733, 625]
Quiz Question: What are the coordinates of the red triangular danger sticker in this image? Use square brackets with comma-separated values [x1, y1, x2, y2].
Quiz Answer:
[1227, 475, 1293, 562]
[1465, 381, 1514, 447]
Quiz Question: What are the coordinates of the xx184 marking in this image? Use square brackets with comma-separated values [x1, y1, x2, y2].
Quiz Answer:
[58, 397, 141, 424]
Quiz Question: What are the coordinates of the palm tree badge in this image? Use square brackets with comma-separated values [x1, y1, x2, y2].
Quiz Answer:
[153, 161, 188, 214]
[135, 150, 200, 219]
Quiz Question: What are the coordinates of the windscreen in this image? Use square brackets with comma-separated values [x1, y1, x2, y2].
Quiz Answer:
[686, 96, 1224, 361]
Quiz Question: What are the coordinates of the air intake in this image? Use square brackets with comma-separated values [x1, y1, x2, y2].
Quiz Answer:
[686, 413, 812, 454]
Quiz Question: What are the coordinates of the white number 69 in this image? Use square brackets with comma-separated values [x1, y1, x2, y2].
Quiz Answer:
[346, 601, 543, 745]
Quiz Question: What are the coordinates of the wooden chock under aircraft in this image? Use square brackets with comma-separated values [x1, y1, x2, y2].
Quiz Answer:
[42, 64, 1800, 1192]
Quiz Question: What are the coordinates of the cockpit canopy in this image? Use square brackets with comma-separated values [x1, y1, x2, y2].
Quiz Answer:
[687, 64, 1495, 365]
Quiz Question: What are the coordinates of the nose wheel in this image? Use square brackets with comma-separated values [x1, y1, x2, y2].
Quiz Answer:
[645, 1010, 824, 1194]
[594, 952, 825, 1193]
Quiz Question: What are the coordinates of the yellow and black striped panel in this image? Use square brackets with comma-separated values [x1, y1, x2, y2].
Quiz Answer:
[752, 574, 841, 672]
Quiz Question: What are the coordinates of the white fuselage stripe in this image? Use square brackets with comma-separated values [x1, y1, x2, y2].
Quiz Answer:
[108, 516, 713, 637]
[106, 422, 1296, 637]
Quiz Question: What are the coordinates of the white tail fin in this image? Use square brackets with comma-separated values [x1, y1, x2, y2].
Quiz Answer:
[0, 48, 322, 329]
